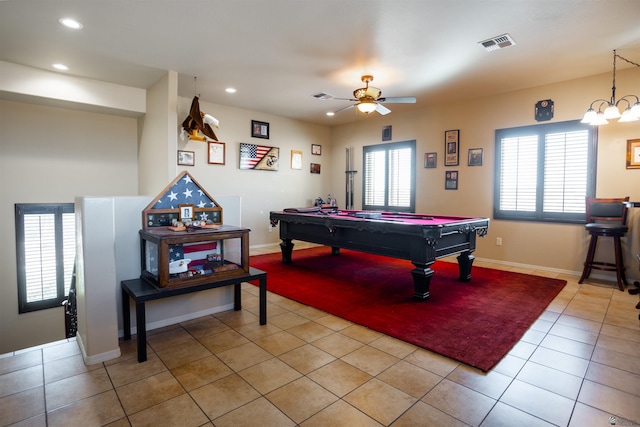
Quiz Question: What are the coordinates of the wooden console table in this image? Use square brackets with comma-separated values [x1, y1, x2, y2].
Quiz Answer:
[122, 267, 267, 362]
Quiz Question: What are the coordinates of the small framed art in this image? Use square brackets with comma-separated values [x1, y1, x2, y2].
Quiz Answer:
[424, 152, 437, 168]
[179, 204, 194, 221]
[311, 144, 322, 155]
[382, 125, 392, 141]
[208, 142, 225, 165]
[445, 170, 458, 190]
[310, 163, 321, 174]
[177, 150, 195, 166]
[468, 148, 483, 166]
[251, 120, 269, 139]
[626, 139, 640, 169]
[291, 150, 302, 170]
[444, 129, 460, 166]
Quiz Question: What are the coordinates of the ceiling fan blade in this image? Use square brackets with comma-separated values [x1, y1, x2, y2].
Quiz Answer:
[334, 104, 356, 114]
[331, 97, 359, 101]
[378, 96, 416, 104]
[376, 103, 391, 115]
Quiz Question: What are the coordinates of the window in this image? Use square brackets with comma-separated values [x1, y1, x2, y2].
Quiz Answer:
[494, 120, 596, 223]
[363, 140, 416, 212]
[15, 203, 76, 313]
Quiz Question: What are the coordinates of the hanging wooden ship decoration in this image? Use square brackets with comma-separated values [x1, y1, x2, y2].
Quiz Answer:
[142, 171, 222, 230]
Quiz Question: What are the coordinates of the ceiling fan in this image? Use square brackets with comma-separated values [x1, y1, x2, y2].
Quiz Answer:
[322, 75, 416, 115]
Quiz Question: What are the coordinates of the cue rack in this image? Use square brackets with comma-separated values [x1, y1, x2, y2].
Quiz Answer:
[345, 146, 357, 210]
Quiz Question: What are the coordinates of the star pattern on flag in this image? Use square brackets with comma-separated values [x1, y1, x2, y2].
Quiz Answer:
[154, 172, 216, 209]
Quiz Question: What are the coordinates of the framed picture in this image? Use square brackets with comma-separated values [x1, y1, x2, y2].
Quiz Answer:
[626, 139, 640, 169]
[251, 120, 269, 139]
[424, 152, 437, 168]
[382, 125, 392, 141]
[239, 142, 279, 171]
[444, 129, 460, 166]
[291, 150, 302, 170]
[208, 141, 225, 165]
[311, 144, 322, 155]
[445, 170, 458, 190]
[310, 163, 321, 174]
[177, 150, 195, 166]
[468, 148, 483, 166]
[179, 204, 194, 221]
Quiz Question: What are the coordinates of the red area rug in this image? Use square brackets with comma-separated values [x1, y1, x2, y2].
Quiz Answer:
[250, 247, 566, 371]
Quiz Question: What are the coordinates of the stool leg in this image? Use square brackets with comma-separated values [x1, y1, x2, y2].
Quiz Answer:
[613, 236, 628, 291]
[579, 235, 598, 284]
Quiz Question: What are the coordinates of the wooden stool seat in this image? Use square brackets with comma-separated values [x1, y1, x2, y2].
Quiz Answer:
[578, 197, 629, 291]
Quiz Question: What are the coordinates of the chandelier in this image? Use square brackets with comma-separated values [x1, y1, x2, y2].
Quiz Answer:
[581, 50, 640, 125]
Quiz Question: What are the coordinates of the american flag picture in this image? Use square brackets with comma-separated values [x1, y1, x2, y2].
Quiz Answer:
[239, 143, 279, 171]
[169, 241, 219, 267]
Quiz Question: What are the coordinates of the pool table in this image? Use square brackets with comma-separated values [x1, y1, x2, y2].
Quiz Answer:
[269, 209, 489, 300]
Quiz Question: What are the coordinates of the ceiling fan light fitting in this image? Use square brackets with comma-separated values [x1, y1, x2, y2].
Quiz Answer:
[357, 101, 377, 114]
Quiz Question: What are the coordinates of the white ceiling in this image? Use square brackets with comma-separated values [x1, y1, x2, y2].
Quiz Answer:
[1, 0, 639, 125]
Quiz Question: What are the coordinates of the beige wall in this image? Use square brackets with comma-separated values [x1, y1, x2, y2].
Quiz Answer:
[1, 65, 639, 353]
[172, 96, 332, 246]
[0, 100, 140, 353]
[329, 68, 640, 274]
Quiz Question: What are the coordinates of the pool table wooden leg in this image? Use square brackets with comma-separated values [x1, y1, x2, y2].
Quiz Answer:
[280, 239, 294, 263]
[411, 262, 435, 300]
[457, 251, 475, 282]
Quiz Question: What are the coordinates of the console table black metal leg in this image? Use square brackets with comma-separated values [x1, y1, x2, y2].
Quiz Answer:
[234, 283, 242, 311]
[122, 289, 131, 341]
[136, 302, 147, 362]
[259, 276, 267, 325]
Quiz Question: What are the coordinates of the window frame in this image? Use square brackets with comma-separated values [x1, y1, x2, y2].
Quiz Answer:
[15, 203, 75, 313]
[362, 140, 416, 212]
[493, 120, 597, 224]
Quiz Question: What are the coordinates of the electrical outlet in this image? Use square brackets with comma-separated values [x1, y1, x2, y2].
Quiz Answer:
[496, 237, 502, 246]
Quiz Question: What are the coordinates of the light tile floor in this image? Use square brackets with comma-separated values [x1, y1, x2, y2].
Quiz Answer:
[1, 243, 639, 426]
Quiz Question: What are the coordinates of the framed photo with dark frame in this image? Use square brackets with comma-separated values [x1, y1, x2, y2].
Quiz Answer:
[424, 152, 437, 168]
[311, 144, 322, 155]
[445, 170, 458, 190]
[251, 120, 269, 139]
[177, 150, 195, 166]
[208, 141, 225, 165]
[382, 125, 392, 141]
[310, 163, 321, 174]
[468, 148, 483, 166]
[626, 138, 640, 169]
[444, 129, 460, 166]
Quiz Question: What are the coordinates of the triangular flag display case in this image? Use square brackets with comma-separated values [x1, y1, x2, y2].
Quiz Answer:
[141, 171, 223, 229]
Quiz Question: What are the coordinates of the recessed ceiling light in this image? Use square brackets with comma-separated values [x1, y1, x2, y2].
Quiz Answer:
[225, 88, 237, 93]
[58, 18, 83, 29]
[326, 112, 335, 116]
[52, 63, 69, 71]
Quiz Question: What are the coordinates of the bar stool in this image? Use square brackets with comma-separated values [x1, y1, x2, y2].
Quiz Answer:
[578, 197, 629, 291]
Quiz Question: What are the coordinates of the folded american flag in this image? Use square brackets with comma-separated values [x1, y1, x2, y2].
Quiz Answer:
[169, 241, 219, 269]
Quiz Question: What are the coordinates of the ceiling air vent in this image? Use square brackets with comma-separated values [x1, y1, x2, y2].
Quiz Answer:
[312, 92, 333, 100]
[478, 34, 516, 51]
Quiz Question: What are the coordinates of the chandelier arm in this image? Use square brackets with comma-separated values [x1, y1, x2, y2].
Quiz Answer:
[616, 95, 639, 105]
[588, 99, 610, 110]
